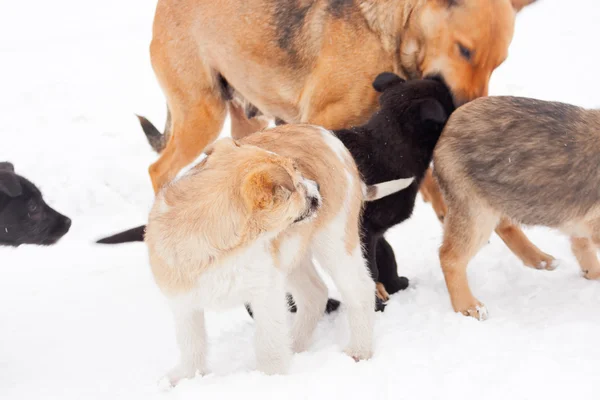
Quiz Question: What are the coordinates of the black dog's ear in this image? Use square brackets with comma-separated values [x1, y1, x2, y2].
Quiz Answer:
[372, 72, 405, 93]
[419, 99, 448, 125]
[0, 162, 15, 172]
[0, 171, 22, 197]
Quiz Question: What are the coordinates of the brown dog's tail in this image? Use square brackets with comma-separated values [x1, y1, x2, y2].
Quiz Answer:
[96, 225, 146, 244]
[137, 107, 171, 154]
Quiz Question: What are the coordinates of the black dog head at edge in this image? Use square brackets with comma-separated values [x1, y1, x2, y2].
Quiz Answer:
[0, 162, 71, 247]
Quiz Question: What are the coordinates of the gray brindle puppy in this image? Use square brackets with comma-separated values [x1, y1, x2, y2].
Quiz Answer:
[434, 96, 600, 320]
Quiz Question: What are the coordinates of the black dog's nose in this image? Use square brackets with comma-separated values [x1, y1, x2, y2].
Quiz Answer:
[64, 217, 72, 230]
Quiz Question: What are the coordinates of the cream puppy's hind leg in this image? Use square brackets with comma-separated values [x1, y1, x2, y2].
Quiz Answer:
[287, 255, 329, 353]
[312, 229, 375, 361]
[164, 305, 207, 386]
[250, 269, 293, 375]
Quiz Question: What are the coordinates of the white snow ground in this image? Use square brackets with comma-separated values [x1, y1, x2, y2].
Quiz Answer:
[1, 0, 599, 399]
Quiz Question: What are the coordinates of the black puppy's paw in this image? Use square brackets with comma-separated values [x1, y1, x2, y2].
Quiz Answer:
[375, 296, 387, 312]
[383, 276, 410, 295]
[325, 298, 341, 314]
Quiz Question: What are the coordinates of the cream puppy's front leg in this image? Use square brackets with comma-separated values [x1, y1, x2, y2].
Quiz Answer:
[286, 255, 328, 353]
[250, 269, 293, 375]
[164, 305, 207, 386]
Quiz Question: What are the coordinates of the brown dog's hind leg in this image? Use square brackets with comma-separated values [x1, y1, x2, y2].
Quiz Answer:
[439, 208, 499, 320]
[229, 101, 269, 140]
[149, 94, 227, 193]
[495, 218, 557, 271]
[147, 27, 227, 193]
[420, 168, 448, 223]
[571, 237, 600, 280]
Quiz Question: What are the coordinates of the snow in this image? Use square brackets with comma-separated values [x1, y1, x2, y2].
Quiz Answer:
[1, 0, 599, 399]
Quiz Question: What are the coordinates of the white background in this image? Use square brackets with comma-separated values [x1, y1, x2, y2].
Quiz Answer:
[1, 0, 599, 399]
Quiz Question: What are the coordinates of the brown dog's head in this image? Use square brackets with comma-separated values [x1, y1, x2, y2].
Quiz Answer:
[408, 0, 536, 104]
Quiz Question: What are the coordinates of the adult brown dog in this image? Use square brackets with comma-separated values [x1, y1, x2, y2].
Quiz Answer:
[136, 0, 550, 296]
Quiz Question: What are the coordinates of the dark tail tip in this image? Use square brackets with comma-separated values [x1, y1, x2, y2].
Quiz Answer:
[96, 225, 146, 244]
[136, 115, 165, 153]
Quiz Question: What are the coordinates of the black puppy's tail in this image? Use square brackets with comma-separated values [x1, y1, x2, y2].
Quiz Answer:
[137, 108, 171, 154]
[96, 225, 146, 244]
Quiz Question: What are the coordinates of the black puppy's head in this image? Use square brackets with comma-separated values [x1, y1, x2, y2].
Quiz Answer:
[0, 162, 71, 246]
[372, 72, 456, 134]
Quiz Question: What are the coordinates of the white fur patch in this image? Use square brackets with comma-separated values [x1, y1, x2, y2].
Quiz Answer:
[317, 126, 349, 163]
[303, 178, 321, 201]
[174, 152, 208, 182]
[278, 234, 303, 270]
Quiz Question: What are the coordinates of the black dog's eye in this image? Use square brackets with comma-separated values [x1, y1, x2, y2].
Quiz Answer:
[458, 43, 473, 61]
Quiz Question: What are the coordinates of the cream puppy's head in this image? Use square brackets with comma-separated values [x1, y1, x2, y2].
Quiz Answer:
[148, 138, 321, 265]
[230, 140, 322, 232]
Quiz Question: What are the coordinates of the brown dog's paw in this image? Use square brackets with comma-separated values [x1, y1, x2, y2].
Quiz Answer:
[375, 282, 390, 302]
[454, 299, 488, 321]
[523, 252, 557, 271]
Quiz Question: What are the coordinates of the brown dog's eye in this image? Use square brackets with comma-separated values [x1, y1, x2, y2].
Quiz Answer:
[458, 43, 473, 61]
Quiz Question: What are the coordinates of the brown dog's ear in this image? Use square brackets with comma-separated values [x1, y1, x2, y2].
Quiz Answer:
[242, 164, 296, 211]
[373, 72, 406, 93]
[0, 171, 22, 197]
[511, 0, 537, 12]
[0, 162, 15, 172]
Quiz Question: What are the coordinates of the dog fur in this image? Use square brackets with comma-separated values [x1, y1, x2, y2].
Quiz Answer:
[434, 96, 600, 320]
[0, 162, 71, 246]
[135, 0, 543, 297]
[335, 73, 455, 302]
[146, 126, 413, 384]
[140, 0, 536, 193]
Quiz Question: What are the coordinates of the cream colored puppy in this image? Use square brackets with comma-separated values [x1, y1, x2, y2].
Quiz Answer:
[145, 124, 413, 385]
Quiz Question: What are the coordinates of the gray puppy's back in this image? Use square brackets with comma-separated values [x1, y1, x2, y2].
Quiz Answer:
[434, 96, 600, 227]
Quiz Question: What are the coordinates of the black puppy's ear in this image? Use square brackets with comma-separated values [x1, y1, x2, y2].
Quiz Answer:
[372, 72, 405, 93]
[0, 171, 22, 197]
[0, 162, 15, 172]
[419, 99, 448, 125]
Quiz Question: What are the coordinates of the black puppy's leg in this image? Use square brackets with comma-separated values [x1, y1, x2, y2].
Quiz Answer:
[376, 237, 409, 294]
[362, 233, 387, 312]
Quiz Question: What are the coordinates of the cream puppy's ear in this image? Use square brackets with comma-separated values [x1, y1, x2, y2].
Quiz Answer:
[204, 137, 239, 156]
[242, 164, 296, 211]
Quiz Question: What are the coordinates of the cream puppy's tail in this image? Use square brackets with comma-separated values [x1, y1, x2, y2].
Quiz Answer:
[363, 177, 414, 201]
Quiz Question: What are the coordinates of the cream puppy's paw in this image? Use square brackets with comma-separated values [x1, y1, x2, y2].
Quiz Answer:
[257, 351, 292, 375]
[344, 345, 373, 362]
[161, 364, 202, 387]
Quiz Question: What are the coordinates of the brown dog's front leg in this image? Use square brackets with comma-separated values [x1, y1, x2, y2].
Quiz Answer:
[495, 218, 557, 271]
[420, 168, 447, 222]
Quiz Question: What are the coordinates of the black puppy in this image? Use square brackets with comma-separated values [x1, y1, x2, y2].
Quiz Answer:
[335, 74, 455, 306]
[0, 162, 71, 246]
